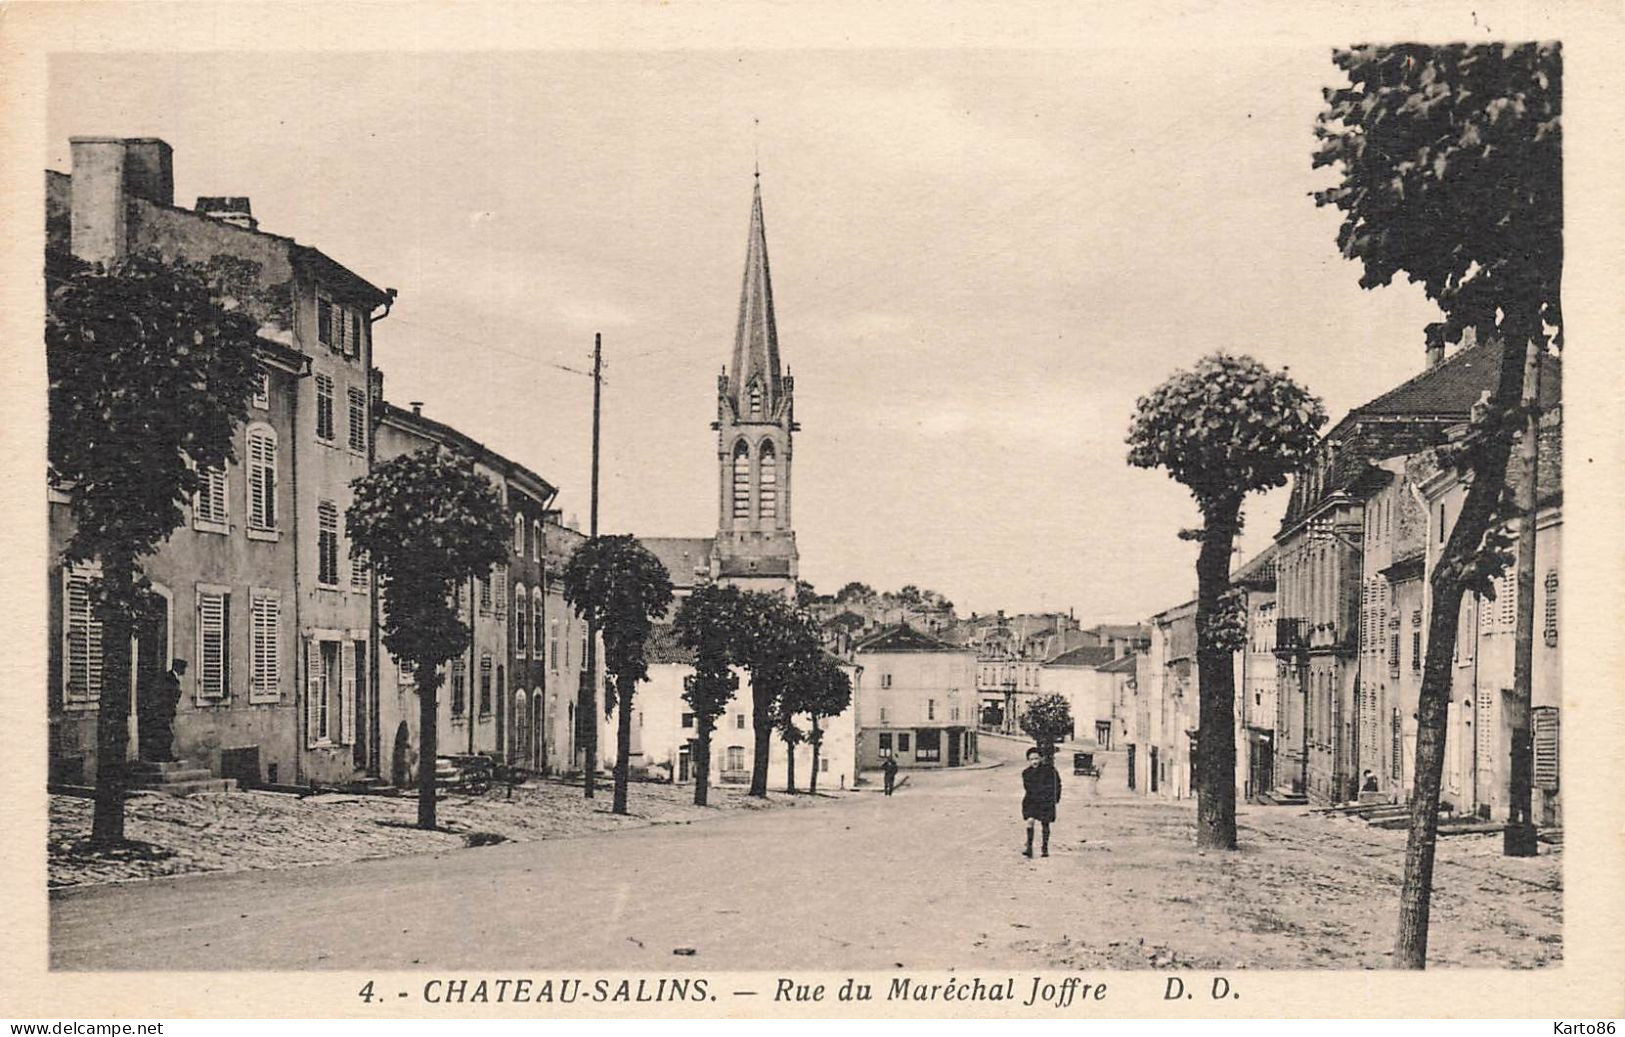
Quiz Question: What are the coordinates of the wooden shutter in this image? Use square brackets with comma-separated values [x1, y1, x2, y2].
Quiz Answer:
[63, 567, 103, 704]
[248, 430, 276, 530]
[250, 591, 280, 702]
[339, 641, 355, 745]
[197, 589, 228, 699]
[305, 637, 322, 746]
[1532, 706, 1559, 791]
[495, 564, 508, 618]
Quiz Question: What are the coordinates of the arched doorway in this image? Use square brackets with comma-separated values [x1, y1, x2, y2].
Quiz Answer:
[530, 690, 544, 770]
[391, 722, 411, 788]
[511, 688, 527, 766]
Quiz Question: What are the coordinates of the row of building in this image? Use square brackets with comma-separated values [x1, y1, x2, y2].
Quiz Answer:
[1118, 339, 1563, 825]
[46, 136, 610, 791]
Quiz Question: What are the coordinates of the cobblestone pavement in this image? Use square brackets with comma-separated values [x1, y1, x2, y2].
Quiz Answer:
[49, 777, 838, 889]
[51, 740, 1558, 970]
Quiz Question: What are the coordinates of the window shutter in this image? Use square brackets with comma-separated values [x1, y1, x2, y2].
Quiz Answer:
[252, 368, 270, 409]
[63, 567, 103, 704]
[248, 430, 277, 530]
[305, 637, 321, 746]
[1543, 570, 1558, 646]
[250, 591, 280, 702]
[1532, 706, 1559, 791]
[340, 641, 355, 745]
[495, 565, 508, 618]
[197, 589, 228, 699]
[347, 387, 366, 451]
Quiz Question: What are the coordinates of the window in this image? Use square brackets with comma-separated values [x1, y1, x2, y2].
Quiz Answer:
[726, 746, 746, 771]
[494, 564, 508, 618]
[759, 441, 777, 521]
[494, 665, 503, 717]
[348, 310, 362, 360]
[1497, 574, 1516, 629]
[731, 440, 751, 520]
[347, 386, 366, 452]
[315, 374, 335, 442]
[532, 520, 542, 560]
[479, 575, 492, 613]
[550, 620, 560, 670]
[748, 381, 762, 417]
[532, 589, 543, 656]
[682, 712, 695, 729]
[450, 657, 466, 716]
[927, 698, 936, 721]
[515, 583, 528, 656]
[246, 427, 277, 533]
[398, 657, 416, 690]
[305, 639, 347, 745]
[195, 466, 228, 530]
[317, 500, 339, 587]
[1543, 570, 1558, 646]
[1438, 502, 1447, 543]
[897, 733, 911, 753]
[878, 732, 893, 756]
[249, 590, 280, 702]
[62, 566, 103, 705]
[736, 713, 747, 730]
[480, 654, 493, 715]
[879, 706, 888, 723]
[916, 729, 940, 761]
[1412, 630, 1423, 672]
[317, 298, 334, 349]
[251, 367, 269, 409]
[881, 673, 892, 689]
[951, 705, 960, 722]
[514, 515, 525, 554]
[196, 587, 230, 700]
[820, 757, 829, 773]
[350, 549, 369, 590]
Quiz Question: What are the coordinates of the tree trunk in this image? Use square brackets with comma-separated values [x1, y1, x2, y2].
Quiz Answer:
[89, 554, 135, 846]
[1505, 340, 1542, 856]
[784, 734, 797, 793]
[809, 719, 822, 794]
[693, 719, 713, 807]
[581, 622, 597, 798]
[612, 676, 632, 815]
[749, 677, 772, 797]
[1395, 332, 1528, 968]
[1194, 500, 1240, 851]
[417, 668, 441, 830]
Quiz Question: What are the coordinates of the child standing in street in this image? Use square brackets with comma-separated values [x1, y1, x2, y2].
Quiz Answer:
[1021, 746, 1062, 857]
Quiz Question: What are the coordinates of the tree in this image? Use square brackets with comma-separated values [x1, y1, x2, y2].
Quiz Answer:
[672, 583, 752, 806]
[737, 592, 821, 797]
[348, 445, 508, 830]
[1127, 354, 1326, 850]
[801, 654, 853, 794]
[776, 715, 806, 794]
[835, 581, 875, 604]
[1313, 42, 1561, 968]
[48, 250, 264, 846]
[1018, 694, 1073, 757]
[560, 535, 673, 815]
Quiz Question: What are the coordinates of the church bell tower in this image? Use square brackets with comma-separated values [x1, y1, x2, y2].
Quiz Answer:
[712, 176, 799, 595]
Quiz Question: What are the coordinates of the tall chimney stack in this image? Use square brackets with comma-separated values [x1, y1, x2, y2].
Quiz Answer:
[195, 196, 258, 231]
[68, 138, 128, 265]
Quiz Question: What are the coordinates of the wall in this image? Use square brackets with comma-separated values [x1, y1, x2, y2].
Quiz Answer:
[854, 647, 978, 769]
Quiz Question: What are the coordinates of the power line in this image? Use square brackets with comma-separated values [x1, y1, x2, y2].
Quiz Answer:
[385, 315, 598, 379]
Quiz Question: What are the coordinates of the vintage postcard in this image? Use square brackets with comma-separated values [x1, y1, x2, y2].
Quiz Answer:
[1, 0, 1622, 1021]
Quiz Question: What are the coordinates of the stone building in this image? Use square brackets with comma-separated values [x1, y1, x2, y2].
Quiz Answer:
[854, 625, 979, 770]
[1038, 644, 1120, 748]
[47, 136, 392, 790]
[1230, 547, 1278, 801]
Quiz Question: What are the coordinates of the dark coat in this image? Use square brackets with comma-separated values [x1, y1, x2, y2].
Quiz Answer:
[1021, 762, 1062, 822]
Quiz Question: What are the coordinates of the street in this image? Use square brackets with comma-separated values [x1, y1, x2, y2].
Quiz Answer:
[49, 738, 1558, 971]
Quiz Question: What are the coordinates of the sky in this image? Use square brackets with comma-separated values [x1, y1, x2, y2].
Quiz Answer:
[47, 47, 1445, 622]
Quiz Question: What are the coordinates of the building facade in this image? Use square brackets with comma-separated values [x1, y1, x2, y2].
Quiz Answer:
[48, 136, 391, 789]
[854, 625, 979, 770]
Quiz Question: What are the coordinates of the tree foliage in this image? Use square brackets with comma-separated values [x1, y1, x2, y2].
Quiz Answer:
[673, 583, 752, 805]
[1126, 354, 1327, 517]
[347, 445, 508, 829]
[47, 249, 266, 845]
[560, 535, 673, 814]
[1313, 41, 1561, 969]
[1018, 694, 1073, 754]
[736, 591, 822, 797]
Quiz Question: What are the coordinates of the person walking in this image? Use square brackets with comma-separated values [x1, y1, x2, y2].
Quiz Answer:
[882, 752, 899, 796]
[1021, 746, 1061, 858]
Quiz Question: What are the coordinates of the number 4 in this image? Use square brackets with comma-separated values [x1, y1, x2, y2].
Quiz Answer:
[358, 980, 375, 1003]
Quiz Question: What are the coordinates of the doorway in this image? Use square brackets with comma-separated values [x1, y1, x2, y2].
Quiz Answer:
[391, 721, 411, 787]
[678, 740, 694, 783]
[133, 589, 171, 763]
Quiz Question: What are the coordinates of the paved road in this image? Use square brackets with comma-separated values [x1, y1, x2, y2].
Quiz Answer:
[49, 739, 1559, 970]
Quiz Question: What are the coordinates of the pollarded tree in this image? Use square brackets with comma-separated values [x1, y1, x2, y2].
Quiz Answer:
[1127, 354, 1325, 850]
[348, 445, 509, 830]
[48, 249, 264, 846]
[1313, 42, 1561, 968]
[672, 583, 753, 806]
[802, 654, 853, 794]
[1018, 693, 1074, 758]
[738, 592, 822, 798]
[560, 535, 673, 815]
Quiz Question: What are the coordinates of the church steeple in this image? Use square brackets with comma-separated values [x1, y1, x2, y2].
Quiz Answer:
[712, 176, 799, 595]
[727, 178, 783, 420]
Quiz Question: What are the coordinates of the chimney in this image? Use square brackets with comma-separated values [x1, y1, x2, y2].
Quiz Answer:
[1424, 341, 1444, 369]
[69, 138, 128, 265]
[409, 401, 424, 416]
[195, 196, 258, 231]
[121, 139, 174, 205]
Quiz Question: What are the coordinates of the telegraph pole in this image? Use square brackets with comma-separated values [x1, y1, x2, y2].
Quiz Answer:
[580, 333, 603, 797]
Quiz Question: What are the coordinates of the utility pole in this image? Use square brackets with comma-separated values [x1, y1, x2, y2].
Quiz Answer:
[580, 333, 603, 798]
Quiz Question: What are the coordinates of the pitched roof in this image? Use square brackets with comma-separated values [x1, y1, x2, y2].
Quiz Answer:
[1098, 653, 1141, 674]
[1088, 623, 1151, 642]
[854, 624, 965, 654]
[638, 537, 715, 589]
[643, 623, 697, 666]
[1230, 545, 1278, 589]
[1046, 645, 1118, 669]
[728, 180, 783, 415]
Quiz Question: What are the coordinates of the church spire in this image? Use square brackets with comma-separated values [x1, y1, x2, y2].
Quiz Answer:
[729, 177, 782, 418]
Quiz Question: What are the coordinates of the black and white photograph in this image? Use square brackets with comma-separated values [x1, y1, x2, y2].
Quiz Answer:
[2, 0, 1622, 1022]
